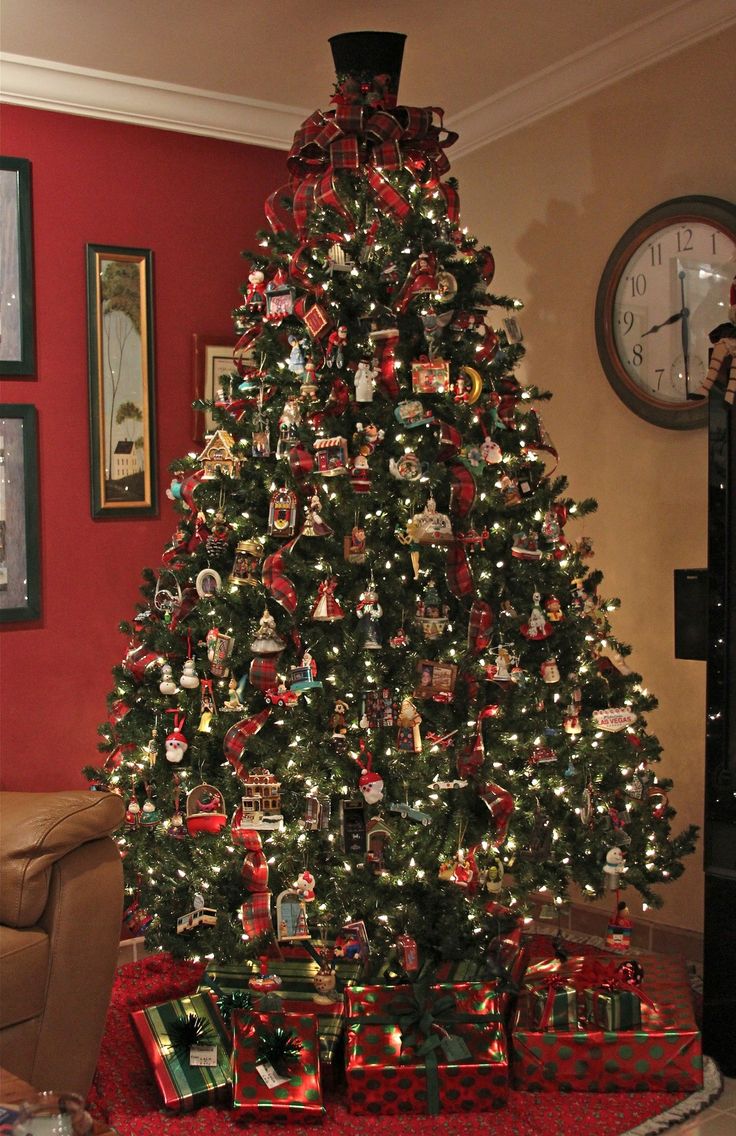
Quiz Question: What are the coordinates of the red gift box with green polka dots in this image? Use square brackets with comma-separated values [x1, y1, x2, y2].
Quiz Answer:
[511, 946, 702, 1092]
[345, 981, 508, 1115]
[231, 1010, 325, 1122]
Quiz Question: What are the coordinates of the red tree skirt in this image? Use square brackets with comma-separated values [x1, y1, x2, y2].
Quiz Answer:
[90, 953, 699, 1136]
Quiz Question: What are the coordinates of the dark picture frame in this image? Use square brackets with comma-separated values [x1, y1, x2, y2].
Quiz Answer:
[0, 404, 41, 622]
[0, 157, 36, 376]
[86, 244, 157, 518]
[192, 333, 239, 442]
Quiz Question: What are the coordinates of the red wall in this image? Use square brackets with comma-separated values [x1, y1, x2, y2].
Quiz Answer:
[0, 106, 287, 790]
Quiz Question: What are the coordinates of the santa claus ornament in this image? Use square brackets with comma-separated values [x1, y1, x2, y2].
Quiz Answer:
[165, 712, 188, 764]
[355, 745, 384, 804]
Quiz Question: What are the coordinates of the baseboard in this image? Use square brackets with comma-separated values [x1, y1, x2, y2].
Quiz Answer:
[533, 897, 704, 968]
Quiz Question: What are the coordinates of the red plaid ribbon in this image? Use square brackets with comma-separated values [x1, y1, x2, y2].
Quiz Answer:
[239, 829, 270, 894]
[223, 709, 270, 776]
[446, 539, 474, 598]
[373, 331, 400, 399]
[242, 890, 273, 939]
[468, 599, 494, 653]
[479, 781, 515, 846]
[264, 184, 293, 237]
[248, 656, 279, 693]
[262, 539, 298, 615]
[365, 167, 411, 221]
[288, 443, 314, 484]
[179, 469, 205, 513]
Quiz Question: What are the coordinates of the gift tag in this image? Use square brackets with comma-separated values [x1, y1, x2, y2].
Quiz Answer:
[256, 1060, 290, 1088]
[189, 1044, 218, 1067]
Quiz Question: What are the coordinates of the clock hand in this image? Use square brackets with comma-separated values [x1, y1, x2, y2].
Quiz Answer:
[641, 311, 683, 337]
[679, 270, 691, 396]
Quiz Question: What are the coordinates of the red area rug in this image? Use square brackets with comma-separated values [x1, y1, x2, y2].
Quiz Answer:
[89, 953, 717, 1136]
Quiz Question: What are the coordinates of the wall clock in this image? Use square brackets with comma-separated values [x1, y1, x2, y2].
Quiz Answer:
[595, 196, 736, 429]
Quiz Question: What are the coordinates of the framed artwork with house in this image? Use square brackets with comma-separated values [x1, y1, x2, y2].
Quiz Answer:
[86, 244, 157, 518]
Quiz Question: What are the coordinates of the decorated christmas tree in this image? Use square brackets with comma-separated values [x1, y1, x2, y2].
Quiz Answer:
[85, 32, 697, 967]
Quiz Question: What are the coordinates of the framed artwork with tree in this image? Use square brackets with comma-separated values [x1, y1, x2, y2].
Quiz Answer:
[86, 245, 157, 517]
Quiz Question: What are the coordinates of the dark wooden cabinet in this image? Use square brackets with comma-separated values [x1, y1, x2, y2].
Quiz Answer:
[702, 385, 736, 1076]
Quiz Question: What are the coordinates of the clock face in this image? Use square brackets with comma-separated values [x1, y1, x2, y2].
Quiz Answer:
[596, 197, 736, 429]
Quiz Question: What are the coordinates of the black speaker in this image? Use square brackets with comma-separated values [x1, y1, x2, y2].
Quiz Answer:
[673, 569, 708, 660]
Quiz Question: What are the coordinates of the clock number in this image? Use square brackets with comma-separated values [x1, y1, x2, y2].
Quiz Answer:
[654, 368, 665, 390]
[631, 343, 643, 367]
[629, 273, 646, 298]
[711, 232, 718, 255]
[676, 227, 693, 252]
[649, 243, 662, 267]
[622, 311, 635, 335]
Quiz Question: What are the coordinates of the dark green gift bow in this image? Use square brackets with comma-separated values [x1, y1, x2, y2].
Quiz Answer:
[350, 980, 500, 1116]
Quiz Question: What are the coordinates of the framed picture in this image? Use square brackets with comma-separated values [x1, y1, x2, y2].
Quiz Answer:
[414, 659, 458, 699]
[192, 334, 240, 442]
[0, 404, 41, 622]
[86, 245, 157, 517]
[0, 157, 36, 376]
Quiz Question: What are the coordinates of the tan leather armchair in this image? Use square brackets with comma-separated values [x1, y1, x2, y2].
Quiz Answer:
[0, 791, 124, 1096]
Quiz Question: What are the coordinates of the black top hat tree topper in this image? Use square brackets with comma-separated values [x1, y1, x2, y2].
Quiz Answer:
[329, 31, 406, 109]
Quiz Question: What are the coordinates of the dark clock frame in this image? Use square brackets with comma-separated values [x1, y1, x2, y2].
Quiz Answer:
[595, 195, 736, 430]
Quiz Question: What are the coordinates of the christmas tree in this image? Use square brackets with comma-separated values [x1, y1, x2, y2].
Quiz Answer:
[86, 32, 697, 966]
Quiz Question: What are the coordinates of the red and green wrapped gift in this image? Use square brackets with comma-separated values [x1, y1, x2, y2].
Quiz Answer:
[199, 955, 361, 1087]
[531, 980, 578, 1029]
[131, 992, 232, 1111]
[231, 1009, 324, 1123]
[345, 980, 508, 1116]
[511, 939, 702, 1092]
[585, 987, 641, 1030]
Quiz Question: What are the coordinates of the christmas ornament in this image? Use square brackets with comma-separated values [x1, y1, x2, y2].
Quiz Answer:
[153, 571, 183, 623]
[230, 539, 263, 585]
[301, 490, 333, 537]
[197, 429, 241, 480]
[326, 324, 348, 368]
[366, 815, 392, 872]
[353, 357, 378, 403]
[592, 707, 638, 732]
[314, 436, 349, 475]
[511, 531, 542, 560]
[414, 659, 458, 699]
[159, 663, 178, 696]
[235, 769, 284, 831]
[329, 699, 350, 751]
[268, 487, 298, 537]
[276, 887, 311, 940]
[344, 522, 367, 563]
[244, 268, 267, 313]
[479, 781, 515, 845]
[310, 576, 345, 621]
[286, 334, 307, 375]
[169, 775, 186, 839]
[361, 688, 398, 728]
[520, 592, 553, 641]
[454, 365, 483, 404]
[540, 656, 561, 683]
[407, 496, 454, 545]
[277, 398, 301, 457]
[289, 648, 323, 692]
[355, 744, 384, 805]
[249, 609, 286, 656]
[196, 567, 223, 598]
[165, 713, 188, 764]
[293, 869, 316, 903]
[396, 933, 419, 973]
[545, 595, 564, 622]
[356, 580, 383, 649]
[605, 900, 633, 953]
[299, 360, 319, 400]
[415, 578, 449, 640]
[388, 451, 427, 481]
[411, 357, 450, 394]
[394, 251, 438, 313]
[125, 789, 141, 828]
[396, 697, 422, 752]
[140, 782, 160, 828]
[179, 657, 200, 690]
[206, 629, 235, 677]
[265, 270, 295, 321]
[185, 783, 227, 835]
[394, 399, 437, 429]
[304, 789, 332, 829]
[603, 845, 625, 890]
[198, 679, 218, 732]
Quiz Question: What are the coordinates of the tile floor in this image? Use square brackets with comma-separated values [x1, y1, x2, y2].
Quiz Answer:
[668, 1074, 735, 1134]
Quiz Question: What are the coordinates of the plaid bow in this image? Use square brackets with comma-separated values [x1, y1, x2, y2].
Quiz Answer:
[262, 540, 298, 614]
[241, 890, 273, 939]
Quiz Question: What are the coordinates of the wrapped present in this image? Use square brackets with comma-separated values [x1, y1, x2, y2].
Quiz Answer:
[432, 939, 529, 1019]
[345, 980, 508, 1115]
[200, 955, 362, 1087]
[231, 1009, 324, 1123]
[531, 981, 577, 1029]
[585, 985, 641, 1031]
[511, 940, 702, 1092]
[131, 992, 232, 1111]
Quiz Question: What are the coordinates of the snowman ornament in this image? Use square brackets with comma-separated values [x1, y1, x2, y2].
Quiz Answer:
[603, 845, 625, 890]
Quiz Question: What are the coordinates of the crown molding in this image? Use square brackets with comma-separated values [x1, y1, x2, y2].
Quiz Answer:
[0, 54, 309, 150]
[447, 0, 736, 158]
[1, 0, 734, 156]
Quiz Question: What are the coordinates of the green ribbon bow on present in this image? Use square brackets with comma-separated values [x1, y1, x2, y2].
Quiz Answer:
[390, 977, 472, 1116]
[167, 1012, 218, 1059]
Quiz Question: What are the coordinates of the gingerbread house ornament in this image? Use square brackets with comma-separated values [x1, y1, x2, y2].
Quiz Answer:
[197, 430, 241, 480]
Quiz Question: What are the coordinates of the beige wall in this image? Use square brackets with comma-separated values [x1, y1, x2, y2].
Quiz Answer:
[453, 28, 736, 935]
